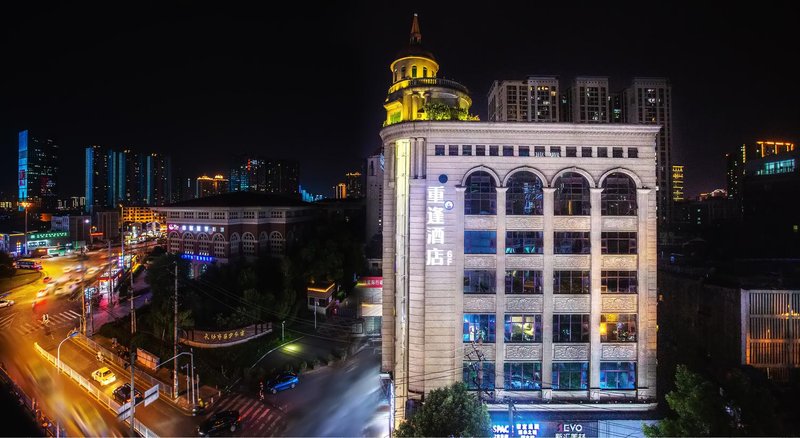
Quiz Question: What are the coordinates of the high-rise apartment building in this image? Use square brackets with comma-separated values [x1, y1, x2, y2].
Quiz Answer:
[230, 156, 299, 198]
[382, 15, 658, 428]
[623, 78, 673, 225]
[86, 147, 172, 210]
[18, 130, 59, 210]
[365, 149, 384, 242]
[565, 77, 610, 123]
[334, 183, 347, 199]
[345, 172, 364, 198]
[196, 175, 230, 198]
[671, 165, 684, 202]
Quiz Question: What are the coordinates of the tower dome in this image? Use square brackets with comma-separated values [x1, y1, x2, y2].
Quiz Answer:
[383, 14, 474, 126]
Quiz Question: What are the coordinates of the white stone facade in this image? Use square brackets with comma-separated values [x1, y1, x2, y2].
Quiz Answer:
[380, 121, 659, 422]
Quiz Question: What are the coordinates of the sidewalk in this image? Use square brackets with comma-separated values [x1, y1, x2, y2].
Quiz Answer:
[90, 270, 151, 328]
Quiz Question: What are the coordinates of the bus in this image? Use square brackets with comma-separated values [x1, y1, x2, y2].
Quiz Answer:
[16, 260, 43, 270]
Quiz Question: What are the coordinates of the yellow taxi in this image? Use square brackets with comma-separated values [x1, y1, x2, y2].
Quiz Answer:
[91, 367, 116, 386]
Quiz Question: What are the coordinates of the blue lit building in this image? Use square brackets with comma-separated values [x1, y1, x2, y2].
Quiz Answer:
[86, 146, 172, 211]
[18, 130, 59, 210]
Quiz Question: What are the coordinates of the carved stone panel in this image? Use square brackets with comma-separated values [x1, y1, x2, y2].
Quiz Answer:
[552, 344, 590, 360]
[465, 255, 496, 269]
[553, 255, 590, 270]
[464, 295, 496, 313]
[602, 216, 638, 231]
[505, 296, 543, 313]
[465, 216, 497, 230]
[464, 343, 495, 360]
[601, 295, 638, 313]
[505, 255, 544, 269]
[552, 295, 591, 313]
[601, 255, 638, 270]
[552, 216, 590, 231]
[505, 344, 543, 361]
[600, 343, 637, 360]
[505, 216, 543, 230]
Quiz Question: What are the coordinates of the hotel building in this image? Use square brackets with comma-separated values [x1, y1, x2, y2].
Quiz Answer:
[381, 15, 660, 426]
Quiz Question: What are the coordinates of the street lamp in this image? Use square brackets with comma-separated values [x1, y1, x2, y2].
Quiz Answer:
[19, 201, 31, 257]
[57, 329, 79, 373]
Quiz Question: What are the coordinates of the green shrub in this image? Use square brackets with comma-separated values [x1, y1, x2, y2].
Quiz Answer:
[312, 358, 322, 369]
[298, 361, 308, 373]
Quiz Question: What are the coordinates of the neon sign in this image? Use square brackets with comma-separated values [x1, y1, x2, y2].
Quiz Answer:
[29, 231, 68, 240]
[425, 186, 453, 266]
[181, 254, 215, 262]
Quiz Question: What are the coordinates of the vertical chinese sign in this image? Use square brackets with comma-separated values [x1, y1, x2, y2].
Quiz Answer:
[426, 186, 453, 266]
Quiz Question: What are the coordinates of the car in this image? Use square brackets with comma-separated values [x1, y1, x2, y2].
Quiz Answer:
[40, 254, 51, 259]
[42, 276, 52, 283]
[86, 267, 100, 276]
[62, 266, 73, 273]
[73, 265, 84, 272]
[197, 410, 240, 436]
[36, 289, 49, 298]
[0, 299, 14, 308]
[91, 367, 116, 386]
[265, 372, 299, 394]
[113, 383, 143, 405]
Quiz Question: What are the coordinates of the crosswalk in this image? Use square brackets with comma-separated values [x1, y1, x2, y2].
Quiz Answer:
[0, 309, 82, 339]
[205, 393, 285, 436]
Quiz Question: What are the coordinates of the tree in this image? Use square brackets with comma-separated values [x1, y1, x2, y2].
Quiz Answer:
[395, 382, 491, 438]
[0, 251, 14, 278]
[144, 254, 192, 343]
[643, 364, 728, 437]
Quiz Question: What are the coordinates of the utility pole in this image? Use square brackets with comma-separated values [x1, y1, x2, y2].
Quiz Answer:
[314, 301, 317, 330]
[508, 399, 515, 437]
[108, 239, 113, 305]
[80, 252, 86, 335]
[129, 347, 136, 437]
[173, 262, 179, 401]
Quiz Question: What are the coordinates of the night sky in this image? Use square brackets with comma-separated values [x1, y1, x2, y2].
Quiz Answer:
[2, 2, 797, 199]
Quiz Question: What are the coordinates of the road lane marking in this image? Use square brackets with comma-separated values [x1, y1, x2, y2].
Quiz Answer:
[240, 399, 260, 419]
[66, 310, 81, 318]
[212, 394, 243, 412]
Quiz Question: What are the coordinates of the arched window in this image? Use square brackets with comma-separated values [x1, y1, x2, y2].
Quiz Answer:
[242, 232, 256, 255]
[212, 233, 226, 258]
[602, 173, 637, 216]
[182, 232, 195, 254]
[401, 66, 406, 78]
[230, 232, 240, 256]
[506, 172, 544, 215]
[554, 172, 591, 215]
[423, 66, 428, 77]
[270, 231, 285, 255]
[464, 171, 497, 215]
[412, 65, 418, 78]
[197, 233, 210, 256]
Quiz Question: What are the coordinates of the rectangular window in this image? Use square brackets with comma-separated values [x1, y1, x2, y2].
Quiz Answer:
[182, 212, 195, 219]
[554, 232, 590, 254]
[463, 314, 496, 343]
[448, 145, 459, 156]
[464, 270, 496, 294]
[505, 270, 543, 294]
[598, 147, 608, 158]
[229, 212, 239, 219]
[198, 212, 209, 219]
[213, 212, 225, 219]
[550, 146, 562, 157]
[504, 362, 542, 390]
[462, 145, 472, 156]
[489, 145, 499, 156]
[581, 147, 593, 158]
[503, 146, 514, 156]
[505, 231, 543, 254]
[600, 362, 636, 389]
[552, 362, 589, 390]
[463, 361, 495, 390]
[566, 147, 577, 157]
[627, 147, 638, 158]
[601, 271, 638, 293]
[534, 146, 546, 157]
[476, 145, 486, 156]
[553, 271, 590, 294]
[601, 232, 637, 254]
[464, 231, 497, 254]
[553, 314, 590, 342]
[168, 212, 180, 219]
[504, 315, 542, 343]
[519, 146, 530, 157]
[435, 145, 445, 156]
[613, 147, 624, 158]
[601, 314, 637, 342]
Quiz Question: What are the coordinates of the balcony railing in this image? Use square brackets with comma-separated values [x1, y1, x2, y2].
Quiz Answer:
[387, 77, 470, 101]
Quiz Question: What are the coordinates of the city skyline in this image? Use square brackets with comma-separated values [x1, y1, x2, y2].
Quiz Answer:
[2, 2, 798, 200]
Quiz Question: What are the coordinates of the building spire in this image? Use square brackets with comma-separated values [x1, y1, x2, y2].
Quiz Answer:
[409, 13, 421, 45]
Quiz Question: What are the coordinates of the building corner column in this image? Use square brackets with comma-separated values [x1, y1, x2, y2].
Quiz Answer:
[495, 187, 508, 393]
[454, 186, 467, 383]
[636, 188, 654, 400]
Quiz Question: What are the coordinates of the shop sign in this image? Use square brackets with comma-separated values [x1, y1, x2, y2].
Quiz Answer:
[29, 231, 68, 240]
[425, 186, 453, 266]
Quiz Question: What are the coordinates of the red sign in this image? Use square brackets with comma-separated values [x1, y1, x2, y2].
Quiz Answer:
[358, 277, 383, 288]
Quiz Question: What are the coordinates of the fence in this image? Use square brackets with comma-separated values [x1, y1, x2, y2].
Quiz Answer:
[0, 364, 64, 437]
[76, 333, 174, 399]
[33, 341, 159, 437]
